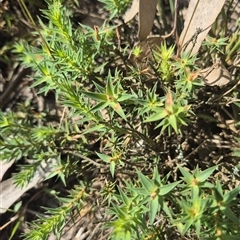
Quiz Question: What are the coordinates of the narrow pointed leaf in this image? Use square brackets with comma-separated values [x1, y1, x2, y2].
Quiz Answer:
[223, 187, 240, 204]
[144, 108, 167, 122]
[96, 152, 111, 163]
[109, 101, 127, 121]
[197, 165, 217, 182]
[137, 171, 155, 193]
[110, 161, 116, 177]
[224, 208, 239, 223]
[82, 91, 108, 101]
[91, 101, 109, 112]
[159, 181, 181, 196]
[179, 166, 194, 183]
[168, 114, 178, 133]
[149, 196, 159, 224]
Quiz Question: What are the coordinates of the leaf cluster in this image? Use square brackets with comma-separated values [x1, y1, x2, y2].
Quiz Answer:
[0, 0, 239, 239]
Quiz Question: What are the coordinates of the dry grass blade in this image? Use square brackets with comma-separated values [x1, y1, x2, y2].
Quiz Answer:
[123, 0, 139, 23]
[200, 61, 231, 86]
[179, 0, 226, 55]
[0, 159, 56, 214]
[138, 0, 157, 41]
[0, 177, 40, 214]
[0, 160, 15, 181]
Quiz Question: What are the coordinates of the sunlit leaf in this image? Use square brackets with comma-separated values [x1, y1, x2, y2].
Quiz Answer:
[144, 108, 167, 122]
[149, 196, 159, 224]
[109, 101, 127, 121]
[110, 161, 116, 177]
[159, 181, 181, 196]
[137, 171, 155, 193]
[82, 91, 108, 101]
[197, 165, 217, 182]
[96, 152, 111, 163]
[168, 114, 178, 133]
